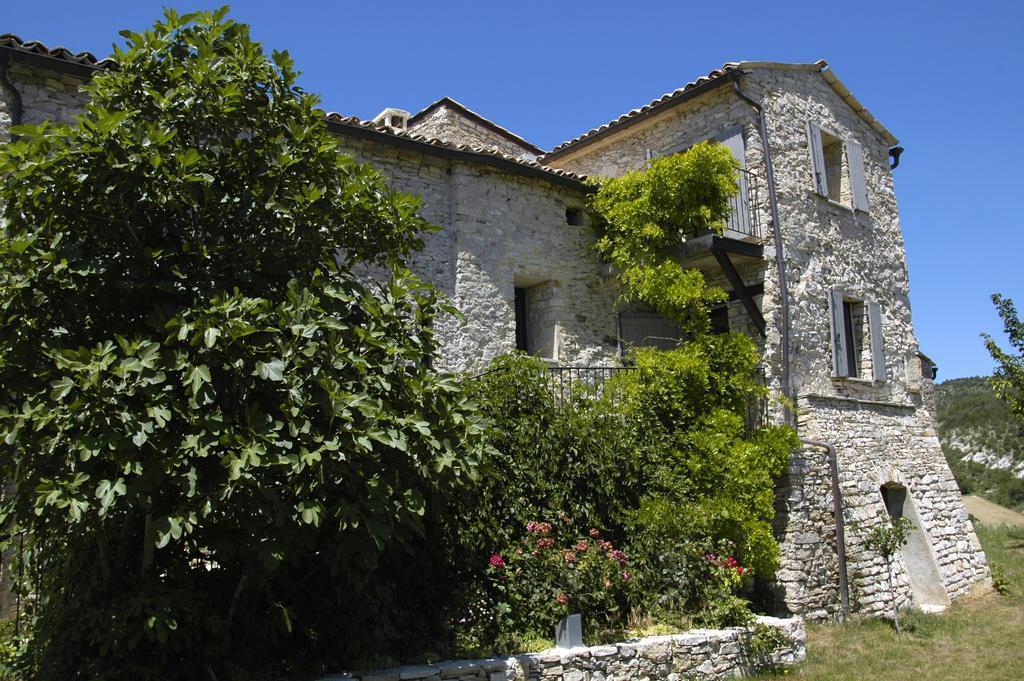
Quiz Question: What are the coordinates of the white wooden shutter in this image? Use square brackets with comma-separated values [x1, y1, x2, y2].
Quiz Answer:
[868, 300, 887, 382]
[716, 127, 751, 236]
[807, 121, 828, 196]
[828, 290, 850, 377]
[847, 140, 870, 212]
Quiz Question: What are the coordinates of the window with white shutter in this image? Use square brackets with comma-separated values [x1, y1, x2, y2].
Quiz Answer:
[847, 141, 870, 212]
[808, 121, 869, 212]
[828, 290, 886, 381]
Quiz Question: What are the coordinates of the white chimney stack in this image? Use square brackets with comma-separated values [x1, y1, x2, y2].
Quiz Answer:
[372, 108, 410, 132]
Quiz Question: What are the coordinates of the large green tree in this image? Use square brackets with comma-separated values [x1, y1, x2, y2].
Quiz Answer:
[0, 8, 486, 678]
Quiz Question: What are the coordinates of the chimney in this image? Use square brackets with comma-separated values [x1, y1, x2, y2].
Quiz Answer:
[372, 107, 410, 132]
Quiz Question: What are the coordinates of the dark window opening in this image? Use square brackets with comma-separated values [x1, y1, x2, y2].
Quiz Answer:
[514, 286, 529, 352]
[565, 207, 583, 226]
[881, 484, 907, 520]
[710, 305, 730, 335]
[842, 300, 866, 378]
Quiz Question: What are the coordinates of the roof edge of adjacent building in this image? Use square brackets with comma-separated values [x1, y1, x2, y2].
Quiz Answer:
[0, 32, 588, 191]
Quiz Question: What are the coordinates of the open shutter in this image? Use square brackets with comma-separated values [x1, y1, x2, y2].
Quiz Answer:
[716, 127, 751, 236]
[807, 121, 828, 196]
[868, 300, 887, 382]
[847, 140, 870, 211]
[828, 290, 850, 377]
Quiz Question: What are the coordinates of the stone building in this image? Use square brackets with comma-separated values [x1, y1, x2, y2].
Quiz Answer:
[0, 34, 989, 621]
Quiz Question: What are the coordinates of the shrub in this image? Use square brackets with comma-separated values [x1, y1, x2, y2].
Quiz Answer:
[0, 9, 488, 678]
[481, 521, 633, 648]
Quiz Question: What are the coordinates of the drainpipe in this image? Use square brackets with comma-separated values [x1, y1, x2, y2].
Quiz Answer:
[0, 51, 25, 137]
[731, 74, 851, 622]
[730, 74, 793, 426]
[801, 437, 850, 620]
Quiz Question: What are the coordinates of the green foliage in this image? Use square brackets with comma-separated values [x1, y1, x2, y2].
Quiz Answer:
[483, 521, 633, 649]
[859, 517, 913, 560]
[0, 8, 487, 678]
[984, 294, 1024, 423]
[936, 376, 1024, 511]
[623, 343, 797, 578]
[591, 143, 738, 333]
[459, 351, 795, 647]
[854, 516, 914, 632]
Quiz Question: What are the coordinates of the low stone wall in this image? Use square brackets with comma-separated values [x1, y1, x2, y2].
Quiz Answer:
[321, 616, 805, 681]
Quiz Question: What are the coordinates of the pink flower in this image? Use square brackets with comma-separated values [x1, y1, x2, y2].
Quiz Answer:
[589, 528, 601, 539]
[608, 549, 628, 565]
[564, 551, 577, 564]
[556, 593, 569, 605]
[537, 538, 555, 549]
[622, 571, 632, 582]
[574, 539, 589, 552]
[526, 521, 538, 533]
[489, 554, 506, 569]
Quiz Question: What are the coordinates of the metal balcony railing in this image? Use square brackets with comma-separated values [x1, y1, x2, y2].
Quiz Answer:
[723, 167, 761, 240]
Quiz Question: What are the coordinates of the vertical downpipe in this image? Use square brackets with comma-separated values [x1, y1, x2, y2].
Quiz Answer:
[0, 51, 25, 139]
[731, 73, 850, 620]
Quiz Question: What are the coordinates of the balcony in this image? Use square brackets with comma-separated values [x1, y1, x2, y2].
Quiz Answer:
[542, 365, 769, 433]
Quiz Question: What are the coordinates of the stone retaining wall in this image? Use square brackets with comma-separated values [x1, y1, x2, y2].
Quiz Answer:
[321, 616, 805, 681]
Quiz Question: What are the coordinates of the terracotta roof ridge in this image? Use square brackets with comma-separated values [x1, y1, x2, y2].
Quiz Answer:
[0, 32, 116, 69]
[544, 59, 897, 158]
[323, 111, 587, 184]
[408, 96, 544, 155]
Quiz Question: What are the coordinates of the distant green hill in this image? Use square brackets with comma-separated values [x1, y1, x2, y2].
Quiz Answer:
[936, 376, 1024, 511]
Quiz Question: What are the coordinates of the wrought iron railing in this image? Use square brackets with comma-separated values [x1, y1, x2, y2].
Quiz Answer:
[471, 364, 770, 432]
[544, 366, 637, 405]
[724, 167, 761, 240]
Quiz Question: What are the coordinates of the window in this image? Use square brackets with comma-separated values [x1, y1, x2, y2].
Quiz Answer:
[807, 121, 870, 211]
[513, 280, 559, 359]
[514, 287, 529, 352]
[619, 311, 683, 352]
[828, 291, 887, 381]
[710, 305, 730, 335]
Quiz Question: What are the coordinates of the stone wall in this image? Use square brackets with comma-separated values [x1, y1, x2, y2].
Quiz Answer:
[333, 133, 619, 373]
[0, 62, 90, 140]
[320, 616, 805, 681]
[408, 104, 537, 159]
[544, 64, 989, 618]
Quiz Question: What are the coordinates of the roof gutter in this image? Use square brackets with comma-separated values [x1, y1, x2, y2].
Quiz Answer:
[0, 44, 101, 79]
[542, 75, 735, 161]
[0, 50, 24, 133]
[325, 118, 590, 192]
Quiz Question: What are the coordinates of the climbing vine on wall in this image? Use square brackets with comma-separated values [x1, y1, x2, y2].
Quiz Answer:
[590, 142, 739, 335]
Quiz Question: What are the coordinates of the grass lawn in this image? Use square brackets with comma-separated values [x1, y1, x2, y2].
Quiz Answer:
[776, 523, 1024, 680]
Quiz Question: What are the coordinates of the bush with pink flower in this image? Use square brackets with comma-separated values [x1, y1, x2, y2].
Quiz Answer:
[479, 519, 634, 647]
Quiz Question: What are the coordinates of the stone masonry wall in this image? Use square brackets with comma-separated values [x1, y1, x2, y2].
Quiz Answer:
[320, 616, 805, 681]
[545, 65, 989, 618]
[409, 105, 537, 159]
[329, 136, 618, 374]
[751, 65, 989, 615]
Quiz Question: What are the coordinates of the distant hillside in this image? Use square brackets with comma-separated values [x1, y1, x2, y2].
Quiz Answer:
[936, 376, 1024, 511]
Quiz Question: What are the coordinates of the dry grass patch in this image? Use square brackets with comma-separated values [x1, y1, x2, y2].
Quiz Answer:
[772, 524, 1024, 680]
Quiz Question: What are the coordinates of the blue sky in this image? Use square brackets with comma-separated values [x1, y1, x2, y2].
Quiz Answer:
[4, 1, 1022, 380]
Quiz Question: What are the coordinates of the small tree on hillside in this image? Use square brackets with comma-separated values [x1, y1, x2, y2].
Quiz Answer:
[984, 293, 1024, 423]
[0, 8, 487, 679]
